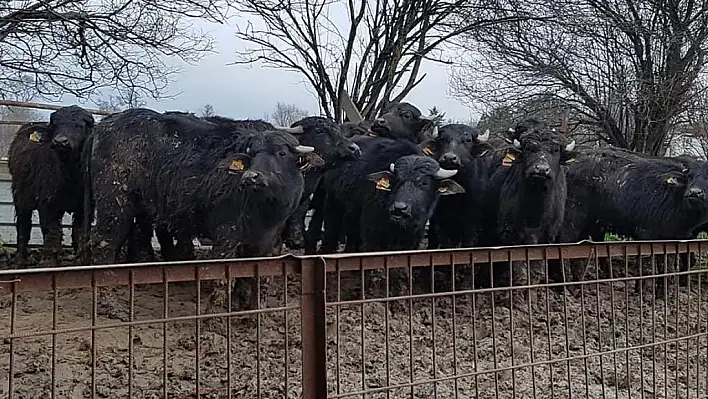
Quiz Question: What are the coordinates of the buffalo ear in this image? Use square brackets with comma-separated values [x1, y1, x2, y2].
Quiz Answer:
[472, 142, 494, 157]
[419, 139, 437, 157]
[297, 152, 324, 172]
[437, 179, 466, 195]
[561, 150, 579, 165]
[367, 171, 394, 191]
[220, 153, 251, 173]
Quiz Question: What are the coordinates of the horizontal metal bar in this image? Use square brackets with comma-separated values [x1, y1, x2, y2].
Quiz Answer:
[0, 99, 112, 116]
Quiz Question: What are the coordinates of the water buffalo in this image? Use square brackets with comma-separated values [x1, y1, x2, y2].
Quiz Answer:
[8, 105, 95, 266]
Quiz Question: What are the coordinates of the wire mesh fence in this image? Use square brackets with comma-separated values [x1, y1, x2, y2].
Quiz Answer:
[0, 241, 706, 398]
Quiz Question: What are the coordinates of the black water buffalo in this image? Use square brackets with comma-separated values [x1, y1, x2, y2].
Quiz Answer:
[8, 105, 95, 266]
[479, 118, 577, 286]
[557, 148, 708, 283]
[83, 108, 320, 264]
[312, 133, 447, 254]
[278, 116, 361, 249]
[424, 124, 504, 249]
[358, 155, 464, 251]
[341, 102, 436, 143]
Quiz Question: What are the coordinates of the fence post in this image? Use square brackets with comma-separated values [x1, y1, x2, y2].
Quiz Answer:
[300, 257, 328, 398]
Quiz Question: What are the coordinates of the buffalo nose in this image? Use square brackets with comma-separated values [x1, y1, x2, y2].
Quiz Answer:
[390, 201, 411, 217]
[347, 143, 361, 157]
[532, 164, 551, 176]
[52, 136, 69, 148]
[439, 153, 461, 168]
[241, 170, 261, 185]
[685, 187, 706, 200]
[374, 118, 387, 127]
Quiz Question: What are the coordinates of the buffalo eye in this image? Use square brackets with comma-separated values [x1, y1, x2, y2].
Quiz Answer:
[464, 137, 473, 143]
[402, 111, 412, 119]
[278, 150, 287, 157]
[419, 179, 429, 187]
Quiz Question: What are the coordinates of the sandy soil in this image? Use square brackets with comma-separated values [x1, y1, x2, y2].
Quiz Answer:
[0, 250, 706, 399]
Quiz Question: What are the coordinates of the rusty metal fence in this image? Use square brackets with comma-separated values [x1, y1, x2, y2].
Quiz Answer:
[1, 240, 707, 398]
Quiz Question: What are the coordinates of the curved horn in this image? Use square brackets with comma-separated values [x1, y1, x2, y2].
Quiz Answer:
[389, 163, 395, 172]
[431, 125, 439, 138]
[508, 127, 515, 133]
[565, 140, 576, 152]
[420, 115, 436, 121]
[478, 129, 490, 142]
[435, 167, 458, 179]
[275, 125, 305, 134]
[513, 139, 521, 149]
[295, 145, 314, 153]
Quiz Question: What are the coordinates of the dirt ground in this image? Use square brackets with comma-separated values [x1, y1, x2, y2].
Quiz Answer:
[0, 250, 706, 398]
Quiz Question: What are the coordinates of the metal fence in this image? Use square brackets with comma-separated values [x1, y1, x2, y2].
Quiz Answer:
[1, 240, 707, 398]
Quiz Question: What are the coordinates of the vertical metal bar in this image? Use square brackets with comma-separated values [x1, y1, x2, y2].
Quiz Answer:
[256, 265, 262, 399]
[195, 268, 201, 398]
[580, 249, 589, 398]
[337, 259, 342, 396]
[559, 247, 570, 399]
[359, 257, 365, 396]
[128, 270, 135, 398]
[528, 250, 537, 398]
[300, 257, 328, 399]
[408, 255, 415, 398]
[607, 246, 619, 399]
[51, 274, 58, 399]
[91, 277, 97, 398]
[509, 250, 517, 398]
[8, 281, 16, 399]
[624, 244, 631, 399]
[430, 254, 438, 398]
[638, 244, 646, 397]
[674, 244, 680, 399]
[450, 252, 459, 398]
[664, 245, 669, 399]
[697, 245, 702, 398]
[384, 257, 391, 399]
[163, 268, 169, 398]
[685, 244, 691, 398]
[490, 250, 499, 398]
[593, 246, 606, 399]
[542, 248, 555, 398]
[470, 253, 480, 398]
[281, 262, 287, 399]
[650, 245, 657, 398]
[227, 265, 233, 399]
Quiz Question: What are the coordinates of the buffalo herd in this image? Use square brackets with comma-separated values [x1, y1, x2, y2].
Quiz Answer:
[8, 102, 708, 294]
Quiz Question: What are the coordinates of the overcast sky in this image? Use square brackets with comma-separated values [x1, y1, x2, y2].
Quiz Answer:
[66, 19, 478, 123]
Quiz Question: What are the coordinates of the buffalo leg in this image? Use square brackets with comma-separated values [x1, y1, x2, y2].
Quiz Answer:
[14, 208, 32, 267]
[320, 200, 344, 254]
[304, 188, 325, 254]
[38, 207, 63, 267]
[283, 199, 309, 250]
[71, 210, 86, 263]
[91, 204, 134, 265]
[126, 215, 156, 263]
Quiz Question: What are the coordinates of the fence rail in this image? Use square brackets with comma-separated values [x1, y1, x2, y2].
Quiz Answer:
[0, 240, 707, 398]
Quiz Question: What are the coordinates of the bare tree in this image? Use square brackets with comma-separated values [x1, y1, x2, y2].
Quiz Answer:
[453, 0, 708, 155]
[0, 0, 230, 102]
[95, 89, 146, 113]
[270, 102, 309, 126]
[231, 0, 539, 122]
[200, 104, 216, 118]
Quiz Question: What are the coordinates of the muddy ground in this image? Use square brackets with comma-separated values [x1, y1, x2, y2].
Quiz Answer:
[0, 250, 706, 398]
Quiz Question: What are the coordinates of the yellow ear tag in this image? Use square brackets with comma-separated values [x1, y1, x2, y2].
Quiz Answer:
[502, 152, 516, 167]
[29, 132, 40, 143]
[667, 176, 677, 184]
[564, 158, 576, 164]
[230, 159, 245, 171]
[375, 177, 391, 191]
[423, 146, 434, 156]
[438, 186, 448, 193]
[366, 131, 378, 137]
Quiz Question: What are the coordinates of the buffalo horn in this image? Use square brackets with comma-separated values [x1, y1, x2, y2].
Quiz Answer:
[565, 140, 576, 152]
[432, 125, 439, 138]
[389, 163, 395, 172]
[435, 168, 458, 179]
[513, 139, 521, 149]
[295, 145, 315, 153]
[276, 125, 305, 134]
[478, 129, 490, 142]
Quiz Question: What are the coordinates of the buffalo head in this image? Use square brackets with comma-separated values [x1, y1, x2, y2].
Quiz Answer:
[275, 116, 361, 165]
[370, 102, 435, 143]
[49, 105, 94, 152]
[420, 124, 492, 169]
[366, 155, 465, 226]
